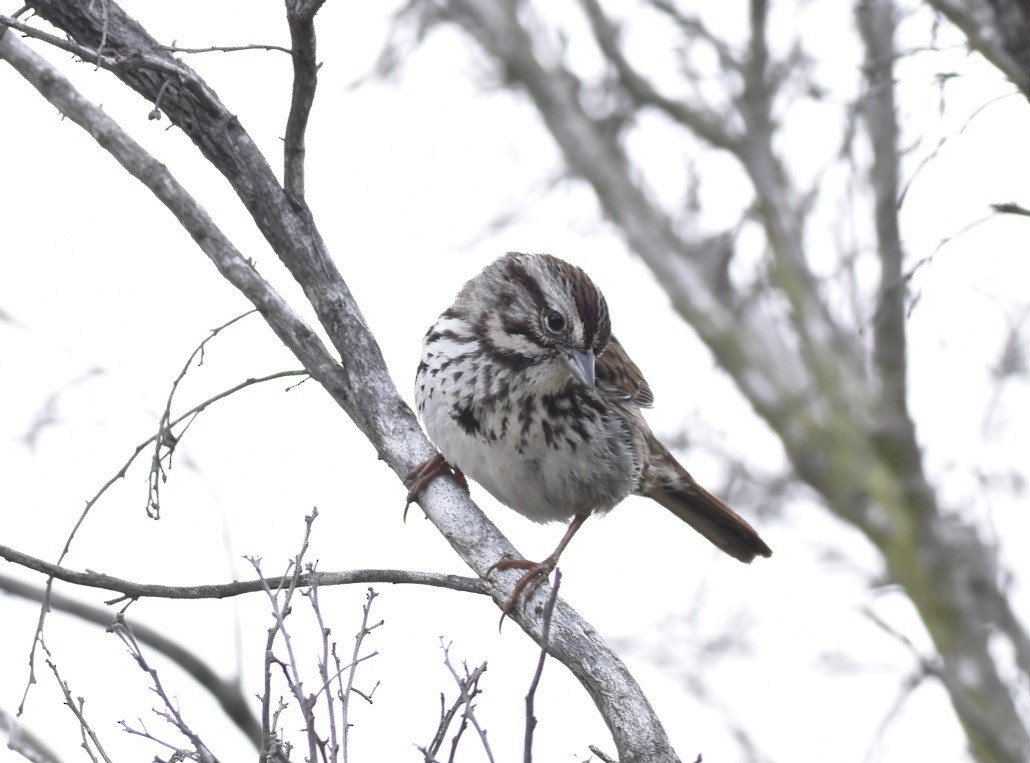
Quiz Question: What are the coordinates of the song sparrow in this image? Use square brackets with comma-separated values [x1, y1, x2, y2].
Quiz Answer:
[409, 252, 771, 611]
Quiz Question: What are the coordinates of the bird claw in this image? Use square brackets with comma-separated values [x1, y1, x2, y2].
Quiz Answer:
[487, 556, 558, 625]
[403, 453, 468, 520]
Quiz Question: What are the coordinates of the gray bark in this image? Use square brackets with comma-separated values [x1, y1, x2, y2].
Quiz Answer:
[0, 7, 681, 762]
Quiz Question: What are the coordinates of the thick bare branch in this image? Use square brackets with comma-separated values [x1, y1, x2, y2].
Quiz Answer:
[1, 7, 704, 759]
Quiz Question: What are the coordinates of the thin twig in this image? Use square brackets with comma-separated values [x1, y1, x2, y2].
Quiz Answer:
[440, 641, 494, 763]
[111, 617, 218, 762]
[157, 42, 292, 55]
[420, 662, 487, 761]
[0, 571, 261, 746]
[15, 363, 303, 711]
[588, 745, 617, 762]
[341, 588, 383, 763]
[48, 661, 114, 763]
[253, 511, 322, 763]
[524, 569, 561, 763]
[307, 582, 339, 763]
[0, 13, 206, 86]
[148, 309, 259, 519]
[0, 545, 487, 601]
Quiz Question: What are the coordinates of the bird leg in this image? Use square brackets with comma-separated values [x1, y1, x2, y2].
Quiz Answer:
[404, 453, 468, 520]
[487, 513, 589, 619]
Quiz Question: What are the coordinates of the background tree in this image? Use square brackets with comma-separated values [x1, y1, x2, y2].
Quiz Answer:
[376, 0, 1030, 759]
[1, 1, 1028, 761]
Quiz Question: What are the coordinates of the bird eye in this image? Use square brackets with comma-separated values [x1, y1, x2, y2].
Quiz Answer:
[545, 310, 566, 333]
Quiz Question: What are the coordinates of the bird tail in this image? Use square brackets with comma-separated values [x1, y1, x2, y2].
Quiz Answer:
[641, 437, 772, 563]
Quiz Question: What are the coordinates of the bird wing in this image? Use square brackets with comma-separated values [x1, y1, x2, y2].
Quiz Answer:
[596, 335, 655, 408]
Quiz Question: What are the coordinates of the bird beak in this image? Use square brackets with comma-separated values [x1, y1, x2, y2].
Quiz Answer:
[562, 348, 596, 388]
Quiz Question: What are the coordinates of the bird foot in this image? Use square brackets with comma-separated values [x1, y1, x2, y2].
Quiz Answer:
[487, 555, 558, 622]
[404, 453, 468, 520]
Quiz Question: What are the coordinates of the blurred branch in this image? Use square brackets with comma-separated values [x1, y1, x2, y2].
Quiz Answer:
[863, 608, 1005, 754]
[0, 704, 63, 763]
[857, 0, 916, 446]
[580, 0, 741, 150]
[926, 0, 1030, 98]
[647, 0, 741, 74]
[0, 571, 262, 747]
[444, 0, 809, 432]
[405, 1, 1030, 760]
[990, 201, 1030, 216]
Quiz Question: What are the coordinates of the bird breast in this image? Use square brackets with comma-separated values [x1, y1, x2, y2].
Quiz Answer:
[418, 361, 643, 523]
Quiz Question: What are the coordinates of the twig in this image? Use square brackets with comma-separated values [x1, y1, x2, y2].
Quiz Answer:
[12, 360, 302, 711]
[0, 571, 261, 746]
[111, 616, 218, 762]
[579, 0, 739, 150]
[862, 607, 1001, 749]
[148, 309, 259, 519]
[588, 745, 617, 762]
[48, 660, 114, 763]
[0, 13, 208, 87]
[253, 511, 322, 763]
[419, 661, 487, 761]
[157, 42, 292, 55]
[341, 588, 383, 763]
[524, 569, 561, 763]
[440, 641, 494, 763]
[284, 0, 327, 205]
[307, 582, 339, 763]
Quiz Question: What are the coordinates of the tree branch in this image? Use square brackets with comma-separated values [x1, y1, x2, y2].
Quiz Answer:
[2, 7, 689, 761]
[0, 704, 63, 763]
[925, 0, 1030, 97]
[445, 0, 810, 429]
[0, 546, 488, 600]
[0, 571, 262, 747]
[857, 0, 919, 451]
[579, 0, 742, 151]
[284, 0, 326, 204]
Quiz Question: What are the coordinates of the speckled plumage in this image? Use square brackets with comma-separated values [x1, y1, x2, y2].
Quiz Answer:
[414, 252, 771, 565]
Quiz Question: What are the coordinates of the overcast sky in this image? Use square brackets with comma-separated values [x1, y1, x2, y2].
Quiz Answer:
[2, 2, 1029, 761]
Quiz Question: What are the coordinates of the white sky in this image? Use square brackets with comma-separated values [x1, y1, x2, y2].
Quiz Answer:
[1, 1, 1028, 761]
